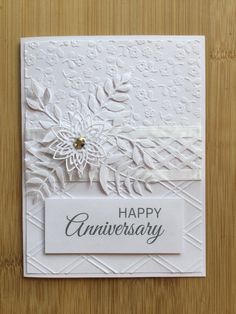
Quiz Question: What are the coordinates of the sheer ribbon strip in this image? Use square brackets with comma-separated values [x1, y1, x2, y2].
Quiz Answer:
[25, 126, 202, 182]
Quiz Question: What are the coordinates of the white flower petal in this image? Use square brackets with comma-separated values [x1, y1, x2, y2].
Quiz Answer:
[53, 127, 74, 142]
[53, 149, 71, 160]
[86, 141, 106, 158]
[73, 151, 87, 174]
[66, 155, 76, 172]
[75, 150, 86, 165]
[49, 140, 60, 152]
[57, 143, 73, 156]
[50, 112, 108, 175]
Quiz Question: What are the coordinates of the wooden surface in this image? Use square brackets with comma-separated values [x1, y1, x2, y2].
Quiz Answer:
[0, 0, 235, 313]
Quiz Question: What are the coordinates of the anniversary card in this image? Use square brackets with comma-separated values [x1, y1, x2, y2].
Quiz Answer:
[21, 36, 205, 277]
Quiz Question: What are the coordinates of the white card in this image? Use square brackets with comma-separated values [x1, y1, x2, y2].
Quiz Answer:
[21, 36, 205, 278]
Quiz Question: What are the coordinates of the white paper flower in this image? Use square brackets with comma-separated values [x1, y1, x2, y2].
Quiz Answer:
[49, 113, 106, 174]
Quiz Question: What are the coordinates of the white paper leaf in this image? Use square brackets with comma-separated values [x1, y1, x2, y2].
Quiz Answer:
[42, 131, 56, 143]
[110, 93, 129, 102]
[99, 165, 110, 194]
[117, 138, 128, 150]
[26, 177, 44, 185]
[133, 180, 143, 195]
[43, 88, 51, 105]
[104, 103, 125, 112]
[97, 86, 105, 104]
[33, 167, 50, 177]
[139, 139, 156, 148]
[143, 153, 155, 169]
[55, 167, 65, 188]
[88, 94, 99, 113]
[26, 97, 42, 111]
[124, 177, 131, 193]
[113, 74, 121, 88]
[133, 146, 142, 165]
[53, 104, 62, 121]
[42, 183, 51, 196]
[145, 181, 153, 192]
[104, 78, 113, 95]
[116, 84, 131, 92]
[44, 175, 56, 190]
[39, 120, 54, 129]
[31, 79, 43, 97]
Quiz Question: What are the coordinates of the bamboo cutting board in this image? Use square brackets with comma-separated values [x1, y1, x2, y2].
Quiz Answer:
[0, 0, 235, 313]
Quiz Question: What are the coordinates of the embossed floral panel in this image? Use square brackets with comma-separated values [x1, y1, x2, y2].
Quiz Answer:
[21, 36, 205, 277]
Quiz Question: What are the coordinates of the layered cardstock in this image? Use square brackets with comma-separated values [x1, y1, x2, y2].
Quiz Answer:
[21, 36, 205, 277]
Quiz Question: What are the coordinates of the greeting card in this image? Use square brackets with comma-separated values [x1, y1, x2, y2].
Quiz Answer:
[21, 36, 205, 277]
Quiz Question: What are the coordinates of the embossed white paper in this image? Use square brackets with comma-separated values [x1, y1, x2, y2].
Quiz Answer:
[21, 36, 205, 278]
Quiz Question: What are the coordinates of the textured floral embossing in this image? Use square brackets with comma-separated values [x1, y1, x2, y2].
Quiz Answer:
[24, 38, 203, 201]
[25, 73, 164, 199]
[24, 38, 202, 128]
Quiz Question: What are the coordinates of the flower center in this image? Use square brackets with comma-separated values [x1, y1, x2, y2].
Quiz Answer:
[73, 137, 86, 150]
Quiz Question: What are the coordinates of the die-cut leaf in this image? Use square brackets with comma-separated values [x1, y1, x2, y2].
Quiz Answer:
[39, 120, 54, 129]
[88, 94, 98, 113]
[124, 177, 131, 193]
[133, 146, 142, 165]
[53, 104, 62, 121]
[31, 79, 43, 97]
[139, 139, 156, 148]
[99, 165, 109, 194]
[26, 97, 42, 111]
[133, 181, 143, 195]
[110, 93, 129, 102]
[104, 78, 113, 95]
[116, 84, 131, 92]
[42, 131, 56, 143]
[96, 86, 105, 104]
[104, 103, 125, 112]
[143, 153, 155, 169]
[43, 88, 51, 105]
[145, 181, 153, 192]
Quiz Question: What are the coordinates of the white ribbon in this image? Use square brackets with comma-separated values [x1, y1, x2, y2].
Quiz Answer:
[25, 126, 202, 181]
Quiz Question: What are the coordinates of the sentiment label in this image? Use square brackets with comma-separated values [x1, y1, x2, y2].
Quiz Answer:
[45, 198, 184, 254]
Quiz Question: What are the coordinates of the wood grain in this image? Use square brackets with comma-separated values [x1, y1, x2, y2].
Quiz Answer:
[0, 0, 235, 313]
